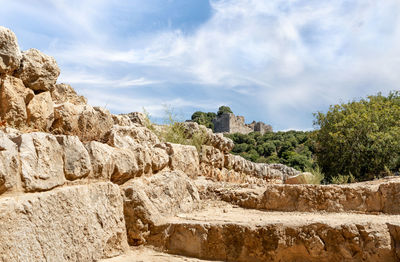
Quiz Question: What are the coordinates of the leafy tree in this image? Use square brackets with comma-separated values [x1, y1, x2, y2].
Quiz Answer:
[191, 111, 216, 129]
[217, 106, 233, 116]
[314, 91, 400, 181]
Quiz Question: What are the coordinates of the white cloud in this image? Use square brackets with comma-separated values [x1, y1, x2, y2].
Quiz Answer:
[2, 0, 400, 129]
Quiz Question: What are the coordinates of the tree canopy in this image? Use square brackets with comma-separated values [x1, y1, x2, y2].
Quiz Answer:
[314, 91, 400, 181]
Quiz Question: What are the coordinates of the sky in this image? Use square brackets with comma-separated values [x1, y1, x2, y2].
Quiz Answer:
[1, 0, 400, 130]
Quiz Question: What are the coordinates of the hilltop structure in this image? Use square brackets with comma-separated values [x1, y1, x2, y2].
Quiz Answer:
[213, 113, 272, 134]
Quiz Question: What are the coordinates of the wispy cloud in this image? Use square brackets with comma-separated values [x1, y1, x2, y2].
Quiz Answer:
[1, 0, 400, 130]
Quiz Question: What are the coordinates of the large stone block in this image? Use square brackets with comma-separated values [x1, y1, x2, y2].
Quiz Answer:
[14, 48, 60, 92]
[0, 26, 22, 74]
[26, 91, 54, 131]
[0, 182, 128, 261]
[14, 132, 65, 192]
[56, 135, 92, 181]
[0, 75, 34, 129]
[50, 83, 87, 105]
[122, 171, 200, 246]
[0, 131, 20, 194]
[166, 143, 200, 177]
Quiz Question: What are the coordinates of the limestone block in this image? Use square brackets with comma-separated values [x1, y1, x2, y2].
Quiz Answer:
[50, 83, 87, 105]
[166, 143, 200, 177]
[0, 75, 34, 129]
[14, 132, 65, 192]
[0, 26, 22, 74]
[85, 141, 115, 181]
[56, 135, 92, 180]
[0, 131, 20, 194]
[106, 125, 160, 148]
[122, 171, 200, 245]
[26, 91, 54, 131]
[0, 182, 128, 261]
[14, 48, 60, 92]
[52, 102, 113, 141]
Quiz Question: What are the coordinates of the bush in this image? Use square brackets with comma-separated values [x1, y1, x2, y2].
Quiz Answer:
[314, 91, 400, 182]
[217, 105, 233, 116]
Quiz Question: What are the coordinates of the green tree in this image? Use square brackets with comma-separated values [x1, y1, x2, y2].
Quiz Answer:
[217, 106, 233, 116]
[314, 91, 400, 181]
[191, 111, 216, 129]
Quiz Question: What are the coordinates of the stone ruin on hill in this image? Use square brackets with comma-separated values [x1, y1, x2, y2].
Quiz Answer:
[213, 112, 272, 134]
[1, 26, 400, 262]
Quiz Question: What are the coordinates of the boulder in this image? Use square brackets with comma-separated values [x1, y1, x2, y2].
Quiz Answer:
[200, 145, 224, 169]
[0, 26, 22, 75]
[26, 91, 54, 131]
[152, 145, 170, 172]
[111, 148, 140, 185]
[13, 132, 65, 192]
[0, 182, 128, 261]
[0, 131, 20, 195]
[124, 112, 148, 126]
[0, 75, 34, 129]
[50, 83, 87, 105]
[85, 141, 115, 181]
[112, 114, 132, 126]
[122, 171, 200, 245]
[166, 143, 200, 177]
[52, 102, 113, 141]
[15, 48, 60, 92]
[56, 135, 92, 181]
[106, 125, 160, 148]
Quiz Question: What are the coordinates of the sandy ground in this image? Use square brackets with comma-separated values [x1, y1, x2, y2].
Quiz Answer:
[100, 246, 221, 262]
[170, 200, 400, 227]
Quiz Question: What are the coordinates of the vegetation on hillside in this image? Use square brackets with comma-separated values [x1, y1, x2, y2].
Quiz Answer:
[314, 91, 400, 182]
[225, 131, 315, 172]
[191, 106, 232, 130]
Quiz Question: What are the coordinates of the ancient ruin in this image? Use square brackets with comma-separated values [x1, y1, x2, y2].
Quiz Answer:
[1, 27, 400, 262]
[213, 112, 272, 134]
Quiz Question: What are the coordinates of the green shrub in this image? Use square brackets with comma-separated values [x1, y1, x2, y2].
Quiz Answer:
[314, 91, 400, 182]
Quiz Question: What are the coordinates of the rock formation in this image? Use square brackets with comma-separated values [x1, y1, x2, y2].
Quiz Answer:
[1, 26, 400, 262]
[213, 112, 272, 134]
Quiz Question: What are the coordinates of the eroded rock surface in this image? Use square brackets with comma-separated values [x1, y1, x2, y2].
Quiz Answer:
[0, 26, 22, 75]
[50, 83, 87, 105]
[0, 183, 128, 262]
[15, 48, 60, 92]
[122, 171, 200, 246]
[0, 131, 20, 194]
[14, 132, 65, 192]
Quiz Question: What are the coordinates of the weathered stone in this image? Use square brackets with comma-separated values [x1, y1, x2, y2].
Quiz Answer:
[106, 125, 160, 148]
[166, 143, 200, 177]
[152, 145, 170, 172]
[56, 135, 92, 180]
[15, 48, 60, 92]
[0, 183, 128, 261]
[122, 171, 200, 245]
[182, 122, 234, 153]
[85, 141, 115, 181]
[50, 83, 87, 105]
[52, 102, 113, 141]
[111, 148, 140, 185]
[285, 172, 315, 184]
[26, 91, 54, 131]
[0, 131, 20, 194]
[13, 132, 65, 192]
[112, 114, 132, 126]
[0, 75, 34, 129]
[0, 26, 22, 75]
[123, 112, 148, 126]
[200, 145, 224, 169]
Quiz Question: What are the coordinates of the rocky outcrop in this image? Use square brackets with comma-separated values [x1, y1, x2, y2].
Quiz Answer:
[0, 131, 20, 194]
[122, 171, 200, 246]
[26, 91, 54, 131]
[50, 83, 87, 105]
[15, 132, 65, 192]
[0, 26, 22, 75]
[0, 183, 128, 261]
[52, 102, 114, 141]
[0, 75, 34, 129]
[15, 48, 60, 92]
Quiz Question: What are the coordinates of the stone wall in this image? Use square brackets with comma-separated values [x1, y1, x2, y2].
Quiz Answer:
[213, 113, 272, 135]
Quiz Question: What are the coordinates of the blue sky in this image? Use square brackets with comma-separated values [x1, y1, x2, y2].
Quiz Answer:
[1, 0, 400, 130]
